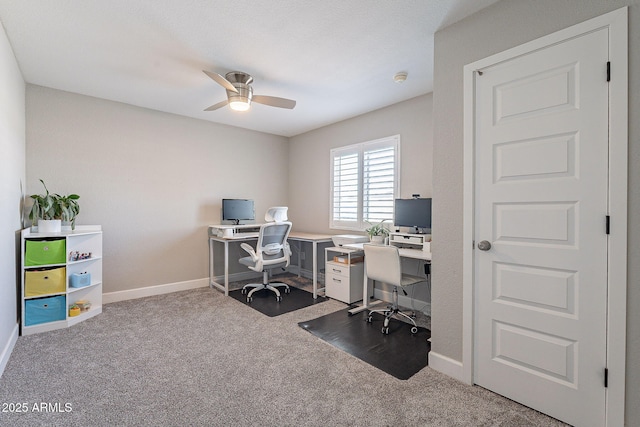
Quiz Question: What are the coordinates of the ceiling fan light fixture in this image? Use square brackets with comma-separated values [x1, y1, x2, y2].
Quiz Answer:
[229, 99, 251, 111]
[228, 83, 252, 111]
[203, 69, 296, 112]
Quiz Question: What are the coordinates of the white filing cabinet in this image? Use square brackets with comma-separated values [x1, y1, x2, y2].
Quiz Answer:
[324, 247, 365, 304]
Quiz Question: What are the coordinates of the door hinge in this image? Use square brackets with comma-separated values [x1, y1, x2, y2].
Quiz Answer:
[606, 215, 611, 234]
[604, 368, 609, 388]
[607, 61, 611, 82]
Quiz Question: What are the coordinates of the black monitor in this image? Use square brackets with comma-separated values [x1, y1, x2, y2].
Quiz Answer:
[394, 198, 432, 233]
[222, 199, 255, 225]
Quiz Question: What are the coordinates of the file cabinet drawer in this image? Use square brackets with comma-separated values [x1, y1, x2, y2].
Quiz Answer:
[25, 295, 66, 326]
[325, 262, 364, 304]
[326, 261, 350, 277]
[25, 267, 66, 297]
[25, 239, 66, 266]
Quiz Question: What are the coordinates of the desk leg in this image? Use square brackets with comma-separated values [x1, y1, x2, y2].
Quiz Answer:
[297, 240, 302, 278]
[209, 238, 214, 287]
[223, 240, 229, 296]
[209, 238, 227, 295]
[312, 241, 318, 299]
[348, 261, 381, 315]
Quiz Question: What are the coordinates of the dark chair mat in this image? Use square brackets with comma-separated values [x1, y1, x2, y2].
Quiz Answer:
[299, 309, 430, 380]
[229, 285, 327, 317]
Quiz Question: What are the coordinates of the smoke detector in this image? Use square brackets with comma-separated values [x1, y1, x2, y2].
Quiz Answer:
[394, 72, 408, 83]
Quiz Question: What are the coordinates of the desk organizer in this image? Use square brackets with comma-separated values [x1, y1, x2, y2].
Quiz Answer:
[70, 272, 91, 288]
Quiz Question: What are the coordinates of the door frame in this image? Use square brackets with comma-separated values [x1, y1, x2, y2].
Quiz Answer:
[461, 7, 628, 426]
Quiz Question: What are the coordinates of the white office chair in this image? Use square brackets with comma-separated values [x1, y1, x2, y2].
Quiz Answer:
[363, 243, 425, 334]
[239, 207, 293, 302]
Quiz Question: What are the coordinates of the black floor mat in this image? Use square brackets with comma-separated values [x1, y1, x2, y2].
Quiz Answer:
[299, 309, 430, 380]
[229, 286, 327, 317]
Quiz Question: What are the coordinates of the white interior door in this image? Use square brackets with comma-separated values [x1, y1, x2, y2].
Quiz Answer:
[473, 27, 609, 426]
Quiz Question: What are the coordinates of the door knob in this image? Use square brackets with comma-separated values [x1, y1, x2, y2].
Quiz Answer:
[477, 240, 492, 251]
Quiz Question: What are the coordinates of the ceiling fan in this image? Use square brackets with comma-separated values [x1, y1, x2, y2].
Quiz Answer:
[203, 70, 296, 112]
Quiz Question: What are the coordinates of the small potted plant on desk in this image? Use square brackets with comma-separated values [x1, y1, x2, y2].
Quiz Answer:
[365, 219, 390, 244]
[28, 179, 80, 233]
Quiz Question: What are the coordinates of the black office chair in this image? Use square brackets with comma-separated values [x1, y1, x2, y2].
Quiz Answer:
[363, 243, 425, 334]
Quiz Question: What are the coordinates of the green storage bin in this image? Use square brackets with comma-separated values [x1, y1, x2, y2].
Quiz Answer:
[25, 239, 66, 266]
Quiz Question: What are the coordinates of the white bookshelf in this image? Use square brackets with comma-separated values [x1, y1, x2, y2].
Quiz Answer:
[20, 225, 102, 336]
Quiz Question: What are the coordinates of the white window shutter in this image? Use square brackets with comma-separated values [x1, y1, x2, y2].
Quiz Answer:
[330, 135, 399, 230]
[363, 144, 396, 223]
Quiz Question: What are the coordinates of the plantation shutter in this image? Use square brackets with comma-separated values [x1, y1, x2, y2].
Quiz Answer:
[363, 144, 396, 223]
[331, 148, 360, 228]
[330, 135, 399, 230]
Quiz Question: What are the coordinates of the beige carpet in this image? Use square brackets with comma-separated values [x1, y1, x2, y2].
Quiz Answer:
[0, 283, 567, 426]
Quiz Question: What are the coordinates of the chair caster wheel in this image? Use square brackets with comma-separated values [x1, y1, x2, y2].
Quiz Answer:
[411, 326, 418, 334]
[246, 296, 253, 303]
[241, 288, 247, 295]
[276, 296, 282, 302]
[382, 327, 390, 335]
[367, 316, 373, 323]
[284, 288, 290, 294]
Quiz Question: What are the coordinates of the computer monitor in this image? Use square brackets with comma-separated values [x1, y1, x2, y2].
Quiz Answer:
[394, 198, 432, 233]
[222, 199, 255, 225]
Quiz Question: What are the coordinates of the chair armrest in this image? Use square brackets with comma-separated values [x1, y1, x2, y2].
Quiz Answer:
[240, 242, 259, 262]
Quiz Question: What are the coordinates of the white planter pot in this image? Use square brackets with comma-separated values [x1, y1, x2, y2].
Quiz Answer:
[370, 235, 384, 244]
[38, 219, 62, 233]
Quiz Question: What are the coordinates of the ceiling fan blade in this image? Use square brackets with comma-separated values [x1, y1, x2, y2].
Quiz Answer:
[204, 100, 229, 111]
[203, 70, 239, 93]
[252, 95, 296, 109]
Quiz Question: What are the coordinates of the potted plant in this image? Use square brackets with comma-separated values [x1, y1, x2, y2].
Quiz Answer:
[28, 179, 80, 232]
[365, 219, 390, 243]
[57, 193, 81, 230]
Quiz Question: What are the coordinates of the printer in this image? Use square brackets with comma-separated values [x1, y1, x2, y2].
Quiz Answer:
[331, 234, 370, 247]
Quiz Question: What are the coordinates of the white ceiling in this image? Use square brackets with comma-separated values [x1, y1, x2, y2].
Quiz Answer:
[0, 0, 499, 137]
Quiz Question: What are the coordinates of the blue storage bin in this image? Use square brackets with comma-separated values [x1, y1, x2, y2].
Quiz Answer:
[25, 295, 66, 326]
[70, 272, 91, 288]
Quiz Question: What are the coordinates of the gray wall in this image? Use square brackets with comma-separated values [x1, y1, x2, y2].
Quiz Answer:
[288, 93, 433, 302]
[431, 0, 639, 424]
[0, 21, 25, 374]
[26, 86, 289, 294]
[288, 94, 433, 234]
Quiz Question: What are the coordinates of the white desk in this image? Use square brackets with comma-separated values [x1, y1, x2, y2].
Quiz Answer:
[287, 232, 335, 298]
[208, 226, 334, 299]
[344, 242, 432, 315]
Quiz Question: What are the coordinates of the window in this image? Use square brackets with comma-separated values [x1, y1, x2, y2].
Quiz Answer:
[330, 135, 400, 230]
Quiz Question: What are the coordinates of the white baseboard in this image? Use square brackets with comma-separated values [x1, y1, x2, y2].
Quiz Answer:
[104, 268, 316, 305]
[0, 323, 19, 378]
[428, 351, 466, 383]
[103, 278, 209, 304]
[373, 288, 431, 316]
